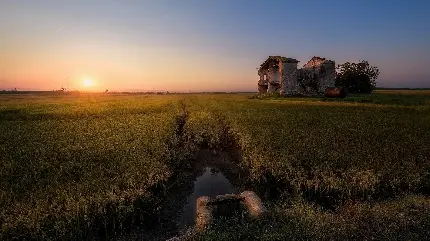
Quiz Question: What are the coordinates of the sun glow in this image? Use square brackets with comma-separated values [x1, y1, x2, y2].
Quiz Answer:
[82, 78, 95, 88]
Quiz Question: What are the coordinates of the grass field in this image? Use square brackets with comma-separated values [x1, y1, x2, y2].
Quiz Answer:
[1, 90, 430, 240]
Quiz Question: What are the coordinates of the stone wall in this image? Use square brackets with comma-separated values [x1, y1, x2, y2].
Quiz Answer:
[267, 65, 281, 93]
[281, 62, 299, 95]
[302, 57, 336, 94]
[258, 69, 269, 94]
[258, 84, 268, 94]
[319, 61, 336, 92]
[303, 56, 328, 68]
[258, 56, 334, 96]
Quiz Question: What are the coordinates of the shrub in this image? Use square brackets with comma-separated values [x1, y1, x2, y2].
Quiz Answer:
[335, 61, 379, 93]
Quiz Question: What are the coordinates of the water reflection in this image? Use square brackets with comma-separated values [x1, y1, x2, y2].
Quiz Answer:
[178, 167, 236, 230]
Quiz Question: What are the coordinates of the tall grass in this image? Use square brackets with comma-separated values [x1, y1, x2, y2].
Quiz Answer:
[191, 93, 430, 203]
[1, 91, 430, 240]
[0, 94, 187, 239]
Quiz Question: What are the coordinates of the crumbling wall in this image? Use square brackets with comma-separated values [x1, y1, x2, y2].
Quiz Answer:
[267, 65, 281, 93]
[258, 84, 268, 94]
[257, 56, 335, 96]
[303, 56, 328, 68]
[297, 68, 319, 96]
[258, 69, 269, 94]
[319, 60, 336, 92]
[281, 60, 299, 95]
[258, 56, 282, 94]
[302, 57, 336, 93]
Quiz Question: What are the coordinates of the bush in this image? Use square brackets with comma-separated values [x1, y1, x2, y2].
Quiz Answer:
[335, 61, 379, 93]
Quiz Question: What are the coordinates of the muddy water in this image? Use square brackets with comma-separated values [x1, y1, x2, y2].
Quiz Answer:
[177, 166, 236, 230]
[116, 149, 242, 240]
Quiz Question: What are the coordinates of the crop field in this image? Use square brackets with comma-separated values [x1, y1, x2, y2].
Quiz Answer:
[1, 90, 430, 240]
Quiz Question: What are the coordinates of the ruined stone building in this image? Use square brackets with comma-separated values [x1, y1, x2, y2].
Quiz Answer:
[257, 56, 336, 95]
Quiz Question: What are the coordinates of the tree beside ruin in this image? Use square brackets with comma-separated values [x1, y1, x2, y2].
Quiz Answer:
[335, 61, 379, 93]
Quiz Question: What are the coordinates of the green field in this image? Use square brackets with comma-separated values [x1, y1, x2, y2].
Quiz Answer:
[1, 90, 430, 240]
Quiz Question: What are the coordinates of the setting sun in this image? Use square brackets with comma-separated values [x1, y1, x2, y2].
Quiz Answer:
[82, 78, 95, 88]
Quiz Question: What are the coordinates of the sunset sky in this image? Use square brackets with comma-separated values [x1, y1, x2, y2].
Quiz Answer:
[1, 0, 429, 92]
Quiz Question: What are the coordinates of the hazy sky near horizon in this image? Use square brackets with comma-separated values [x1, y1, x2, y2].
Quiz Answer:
[1, 0, 429, 91]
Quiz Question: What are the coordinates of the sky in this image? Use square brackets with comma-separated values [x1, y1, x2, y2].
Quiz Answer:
[1, 0, 429, 92]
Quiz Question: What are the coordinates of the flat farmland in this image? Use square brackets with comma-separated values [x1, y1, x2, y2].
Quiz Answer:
[1, 91, 430, 240]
